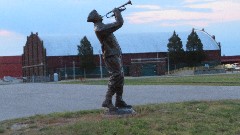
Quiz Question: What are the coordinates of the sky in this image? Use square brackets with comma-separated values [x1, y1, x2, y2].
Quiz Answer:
[0, 0, 240, 56]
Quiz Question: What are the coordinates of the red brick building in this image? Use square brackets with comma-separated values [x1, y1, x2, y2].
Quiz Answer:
[221, 56, 240, 64]
[0, 56, 22, 78]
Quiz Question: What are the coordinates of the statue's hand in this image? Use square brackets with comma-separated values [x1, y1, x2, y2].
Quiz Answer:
[112, 8, 120, 13]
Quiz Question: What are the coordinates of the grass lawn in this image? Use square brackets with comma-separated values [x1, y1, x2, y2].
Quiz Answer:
[1, 100, 240, 135]
[61, 73, 240, 86]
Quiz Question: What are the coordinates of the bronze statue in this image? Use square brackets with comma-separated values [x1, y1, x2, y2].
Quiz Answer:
[87, 3, 132, 111]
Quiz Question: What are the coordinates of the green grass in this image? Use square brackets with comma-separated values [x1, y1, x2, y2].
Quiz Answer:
[61, 74, 240, 86]
[1, 100, 240, 135]
[0, 127, 4, 134]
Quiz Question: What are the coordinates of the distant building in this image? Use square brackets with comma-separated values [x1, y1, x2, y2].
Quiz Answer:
[0, 29, 226, 80]
[22, 32, 47, 82]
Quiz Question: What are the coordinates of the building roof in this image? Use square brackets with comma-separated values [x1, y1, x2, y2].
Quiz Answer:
[40, 30, 220, 56]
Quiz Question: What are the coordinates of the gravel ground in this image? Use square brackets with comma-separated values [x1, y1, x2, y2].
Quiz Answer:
[0, 83, 240, 121]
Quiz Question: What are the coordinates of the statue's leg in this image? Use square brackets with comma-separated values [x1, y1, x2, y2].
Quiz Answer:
[102, 85, 116, 111]
[102, 56, 118, 111]
[104, 55, 132, 108]
[115, 85, 132, 108]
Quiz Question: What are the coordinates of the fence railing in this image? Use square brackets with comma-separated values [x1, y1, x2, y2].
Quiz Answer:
[166, 65, 225, 75]
[23, 76, 50, 83]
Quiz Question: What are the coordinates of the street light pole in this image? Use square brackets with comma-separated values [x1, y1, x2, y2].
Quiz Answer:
[99, 50, 103, 78]
[73, 61, 75, 80]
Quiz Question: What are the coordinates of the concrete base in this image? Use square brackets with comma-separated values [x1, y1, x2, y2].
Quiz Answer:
[103, 108, 136, 117]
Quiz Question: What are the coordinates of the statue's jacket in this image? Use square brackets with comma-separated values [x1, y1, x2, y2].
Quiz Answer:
[94, 11, 123, 59]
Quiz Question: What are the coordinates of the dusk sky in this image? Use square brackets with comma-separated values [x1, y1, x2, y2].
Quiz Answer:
[0, 0, 240, 56]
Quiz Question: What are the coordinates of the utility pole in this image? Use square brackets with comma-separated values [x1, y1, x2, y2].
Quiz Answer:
[73, 61, 75, 80]
[99, 50, 103, 78]
[168, 52, 170, 75]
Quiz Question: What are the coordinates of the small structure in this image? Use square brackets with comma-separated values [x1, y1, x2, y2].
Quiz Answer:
[53, 73, 59, 82]
[130, 58, 166, 77]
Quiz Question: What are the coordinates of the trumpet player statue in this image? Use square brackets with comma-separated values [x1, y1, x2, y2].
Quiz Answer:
[87, 8, 132, 112]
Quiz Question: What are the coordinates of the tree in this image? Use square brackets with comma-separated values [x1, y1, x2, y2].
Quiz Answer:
[77, 36, 95, 76]
[186, 29, 205, 66]
[167, 31, 185, 69]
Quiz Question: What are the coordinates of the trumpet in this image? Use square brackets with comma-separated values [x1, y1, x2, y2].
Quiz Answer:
[105, 0, 132, 18]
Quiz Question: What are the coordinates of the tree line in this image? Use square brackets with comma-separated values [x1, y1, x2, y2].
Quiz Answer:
[77, 29, 206, 73]
[167, 29, 206, 69]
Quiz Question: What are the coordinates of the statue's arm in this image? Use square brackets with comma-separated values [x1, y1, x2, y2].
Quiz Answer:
[100, 8, 124, 34]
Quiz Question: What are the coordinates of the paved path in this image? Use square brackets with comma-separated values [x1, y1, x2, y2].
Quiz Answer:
[0, 83, 240, 121]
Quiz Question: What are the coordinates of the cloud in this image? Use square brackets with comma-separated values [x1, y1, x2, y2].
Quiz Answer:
[126, 0, 240, 27]
[132, 5, 161, 10]
[0, 30, 14, 37]
[0, 30, 25, 56]
[159, 20, 209, 27]
[183, 0, 216, 3]
[0, 30, 24, 39]
[185, 0, 240, 21]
